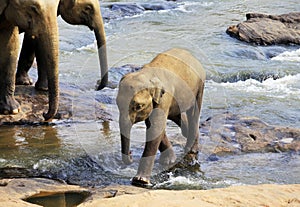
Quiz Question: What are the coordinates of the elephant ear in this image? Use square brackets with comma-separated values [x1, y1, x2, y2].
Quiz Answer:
[61, 0, 76, 9]
[150, 77, 165, 105]
[0, 0, 8, 15]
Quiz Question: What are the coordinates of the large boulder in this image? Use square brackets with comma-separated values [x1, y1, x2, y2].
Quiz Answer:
[226, 12, 300, 45]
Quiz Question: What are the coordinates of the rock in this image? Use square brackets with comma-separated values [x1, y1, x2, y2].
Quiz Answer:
[101, 2, 178, 21]
[226, 12, 300, 45]
[141, 2, 177, 11]
[1, 178, 299, 207]
[0, 85, 111, 125]
[0, 178, 147, 207]
[0, 178, 88, 207]
[200, 113, 300, 154]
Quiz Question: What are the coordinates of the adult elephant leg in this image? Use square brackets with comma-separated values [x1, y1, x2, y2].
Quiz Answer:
[132, 109, 167, 186]
[35, 14, 60, 120]
[35, 60, 49, 91]
[16, 34, 36, 86]
[0, 26, 20, 114]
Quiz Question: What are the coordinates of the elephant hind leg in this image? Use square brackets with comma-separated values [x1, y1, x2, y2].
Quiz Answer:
[158, 132, 176, 167]
[171, 113, 189, 138]
[184, 83, 205, 154]
[16, 34, 36, 86]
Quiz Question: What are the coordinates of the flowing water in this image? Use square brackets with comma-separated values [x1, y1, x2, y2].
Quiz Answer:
[0, 0, 300, 189]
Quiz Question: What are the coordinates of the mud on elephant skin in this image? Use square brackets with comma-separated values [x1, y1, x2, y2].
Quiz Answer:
[16, 0, 108, 91]
[117, 48, 206, 187]
[0, 0, 59, 120]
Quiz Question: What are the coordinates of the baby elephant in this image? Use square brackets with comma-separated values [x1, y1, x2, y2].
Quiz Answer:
[117, 48, 206, 187]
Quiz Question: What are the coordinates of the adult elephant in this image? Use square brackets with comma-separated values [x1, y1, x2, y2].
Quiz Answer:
[16, 0, 108, 91]
[0, 0, 59, 120]
[117, 48, 206, 187]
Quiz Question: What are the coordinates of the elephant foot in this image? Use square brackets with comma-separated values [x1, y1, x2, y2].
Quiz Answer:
[0, 95, 21, 115]
[122, 151, 133, 165]
[159, 148, 177, 167]
[96, 76, 108, 90]
[15, 72, 33, 85]
[183, 151, 199, 164]
[35, 80, 48, 91]
[131, 176, 152, 188]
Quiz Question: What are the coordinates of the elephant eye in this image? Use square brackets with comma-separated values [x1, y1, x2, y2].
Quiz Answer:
[84, 5, 94, 14]
[136, 104, 145, 111]
[30, 5, 40, 15]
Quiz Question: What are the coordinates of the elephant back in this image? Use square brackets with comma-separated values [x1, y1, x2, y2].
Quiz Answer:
[146, 48, 206, 82]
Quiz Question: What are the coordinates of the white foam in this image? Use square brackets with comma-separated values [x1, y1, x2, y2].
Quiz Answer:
[183, 1, 214, 7]
[155, 174, 240, 189]
[76, 42, 97, 52]
[177, 1, 214, 13]
[214, 74, 300, 98]
[271, 48, 300, 62]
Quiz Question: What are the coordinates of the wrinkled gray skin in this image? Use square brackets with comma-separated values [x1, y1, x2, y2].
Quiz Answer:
[117, 48, 206, 186]
[0, 0, 59, 120]
[16, 0, 108, 91]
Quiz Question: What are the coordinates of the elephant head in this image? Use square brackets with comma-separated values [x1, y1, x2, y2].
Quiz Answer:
[117, 75, 165, 164]
[1, 0, 60, 120]
[59, 0, 108, 90]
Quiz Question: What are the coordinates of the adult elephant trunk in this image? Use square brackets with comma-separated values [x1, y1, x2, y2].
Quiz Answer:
[35, 12, 59, 121]
[94, 14, 108, 90]
[120, 115, 133, 164]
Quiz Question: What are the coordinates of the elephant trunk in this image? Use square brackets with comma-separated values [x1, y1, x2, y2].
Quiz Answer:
[35, 14, 59, 121]
[94, 14, 108, 90]
[120, 115, 133, 164]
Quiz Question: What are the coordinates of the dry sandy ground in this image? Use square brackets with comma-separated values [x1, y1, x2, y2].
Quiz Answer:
[1, 178, 299, 207]
[81, 184, 300, 207]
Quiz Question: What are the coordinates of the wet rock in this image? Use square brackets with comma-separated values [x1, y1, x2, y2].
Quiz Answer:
[110, 3, 145, 16]
[0, 178, 88, 207]
[102, 2, 178, 21]
[200, 113, 300, 154]
[0, 178, 147, 207]
[141, 2, 177, 11]
[0, 85, 111, 125]
[226, 12, 300, 45]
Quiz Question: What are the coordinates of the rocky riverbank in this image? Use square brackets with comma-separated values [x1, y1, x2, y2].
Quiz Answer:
[0, 178, 299, 207]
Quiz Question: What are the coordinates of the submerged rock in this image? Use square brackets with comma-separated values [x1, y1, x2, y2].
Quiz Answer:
[101, 2, 178, 20]
[226, 12, 300, 45]
[200, 113, 300, 154]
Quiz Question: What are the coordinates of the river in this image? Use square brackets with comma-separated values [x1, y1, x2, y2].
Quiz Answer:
[0, 0, 299, 189]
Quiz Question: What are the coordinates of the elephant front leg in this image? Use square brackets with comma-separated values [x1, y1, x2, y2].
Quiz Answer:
[16, 34, 36, 86]
[0, 26, 21, 115]
[132, 110, 167, 187]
